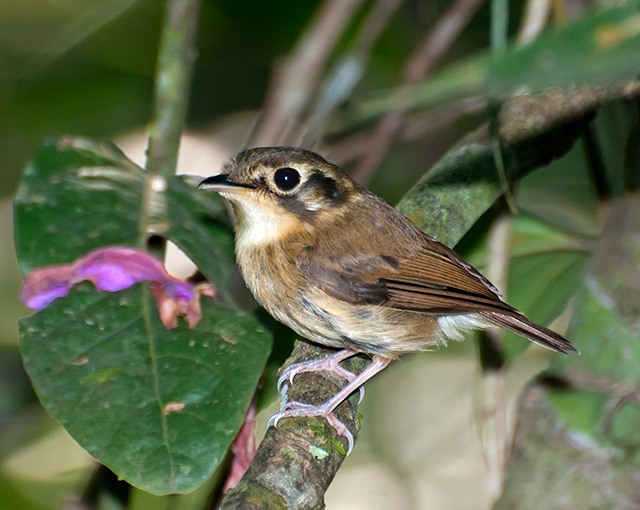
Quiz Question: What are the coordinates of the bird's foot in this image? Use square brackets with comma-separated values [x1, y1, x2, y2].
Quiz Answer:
[277, 349, 365, 404]
[267, 401, 355, 455]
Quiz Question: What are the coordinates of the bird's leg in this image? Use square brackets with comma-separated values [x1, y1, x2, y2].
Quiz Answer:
[269, 355, 391, 454]
[277, 348, 358, 390]
[277, 348, 366, 404]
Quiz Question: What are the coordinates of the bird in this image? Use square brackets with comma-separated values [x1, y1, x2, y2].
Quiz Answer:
[199, 146, 577, 452]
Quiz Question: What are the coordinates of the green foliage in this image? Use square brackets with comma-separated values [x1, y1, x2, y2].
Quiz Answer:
[358, 3, 640, 120]
[20, 285, 270, 494]
[14, 138, 235, 291]
[502, 250, 588, 359]
[13, 138, 271, 494]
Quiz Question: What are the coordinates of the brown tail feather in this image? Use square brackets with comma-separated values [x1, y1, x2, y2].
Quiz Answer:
[479, 312, 578, 354]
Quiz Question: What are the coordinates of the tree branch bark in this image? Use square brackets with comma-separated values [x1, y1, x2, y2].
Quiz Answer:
[219, 342, 369, 510]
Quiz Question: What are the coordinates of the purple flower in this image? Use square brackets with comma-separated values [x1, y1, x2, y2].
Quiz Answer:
[20, 246, 217, 329]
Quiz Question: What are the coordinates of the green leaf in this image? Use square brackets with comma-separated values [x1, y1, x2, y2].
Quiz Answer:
[0, 474, 52, 510]
[554, 274, 640, 381]
[165, 176, 235, 293]
[358, 3, 640, 119]
[13, 137, 270, 494]
[501, 250, 588, 360]
[14, 138, 143, 273]
[546, 389, 608, 439]
[553, 197, 640, 382]
[13, 137, 235, 291]
[516, 139, 601, 236]
[19, 284, 271, 495]
[461, 214, 589, 361]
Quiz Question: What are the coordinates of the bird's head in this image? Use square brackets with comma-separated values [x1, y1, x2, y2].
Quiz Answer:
[199, 147, 359, 245]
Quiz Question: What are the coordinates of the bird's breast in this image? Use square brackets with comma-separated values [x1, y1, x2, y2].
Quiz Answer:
[234, 238, 445, 357]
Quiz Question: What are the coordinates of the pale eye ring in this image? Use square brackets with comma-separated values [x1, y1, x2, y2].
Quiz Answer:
[273, 167, 301, 191]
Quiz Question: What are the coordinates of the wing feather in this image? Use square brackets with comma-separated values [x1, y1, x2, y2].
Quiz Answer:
[297, 237, 509, 315]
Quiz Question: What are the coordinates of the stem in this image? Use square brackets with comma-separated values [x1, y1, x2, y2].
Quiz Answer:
[146, 0, 202, 179]
[491, 0, 509, 55]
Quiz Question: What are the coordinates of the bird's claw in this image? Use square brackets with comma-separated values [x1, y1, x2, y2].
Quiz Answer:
[277, 352, 365, 404]
[267, 402, 355, 455]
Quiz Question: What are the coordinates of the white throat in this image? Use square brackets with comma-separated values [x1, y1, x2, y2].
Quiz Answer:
[228, 194, 301, 249]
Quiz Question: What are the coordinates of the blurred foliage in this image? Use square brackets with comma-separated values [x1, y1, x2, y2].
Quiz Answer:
[2, 0, 640, 508]
[356, 3, 640, 121]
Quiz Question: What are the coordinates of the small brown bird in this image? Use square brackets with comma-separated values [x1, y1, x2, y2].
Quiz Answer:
[200, 147, 576, 451]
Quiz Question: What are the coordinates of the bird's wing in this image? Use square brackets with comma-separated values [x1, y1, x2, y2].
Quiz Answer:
[297, 236, 577, 354]
[297, 236, 513, 315]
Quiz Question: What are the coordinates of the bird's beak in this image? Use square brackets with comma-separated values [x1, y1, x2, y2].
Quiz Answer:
[199, 174, 254, 192]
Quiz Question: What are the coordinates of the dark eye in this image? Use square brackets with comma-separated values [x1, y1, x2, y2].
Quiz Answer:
[273, 167, 301, 191]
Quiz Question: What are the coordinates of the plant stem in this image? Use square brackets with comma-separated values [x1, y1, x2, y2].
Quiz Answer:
[491, 0, 508, 55]
[146, 0, 202, 179]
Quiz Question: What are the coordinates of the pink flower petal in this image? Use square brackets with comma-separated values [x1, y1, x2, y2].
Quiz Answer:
[20, 246, 218, 329]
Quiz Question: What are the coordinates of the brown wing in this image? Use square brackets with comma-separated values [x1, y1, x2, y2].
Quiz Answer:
[297, 236, 577, 354]
[298, 236, 514, 315]
[382, 237, 512, 314]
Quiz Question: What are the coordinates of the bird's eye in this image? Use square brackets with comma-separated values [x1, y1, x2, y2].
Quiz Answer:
[273, 167, 301, 191]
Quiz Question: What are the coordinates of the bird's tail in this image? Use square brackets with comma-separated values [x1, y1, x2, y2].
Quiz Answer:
[479, 311, 578, 354]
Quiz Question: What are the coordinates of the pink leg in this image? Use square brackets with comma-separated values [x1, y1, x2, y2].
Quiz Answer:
[268, 355, 391, 454]
[277, 348, 365, 403]
[277, 349, 358, 390]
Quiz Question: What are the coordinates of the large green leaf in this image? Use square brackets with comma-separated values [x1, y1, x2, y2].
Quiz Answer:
[463, 215, 589, 361]
[14, 138, 143, 272]
[502, 250, 588, 359]
[13, 137, 235, 290]
[553, 197, 640, 381]
[13, 137, 271, 494]
[516, 139, 601, 236]
[20, 284, 270, 495]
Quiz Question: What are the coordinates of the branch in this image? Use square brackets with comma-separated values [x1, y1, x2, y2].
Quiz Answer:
[350, 0, 486, 184]
[251, 0, 365, 147]
[219, 342, 369, 510]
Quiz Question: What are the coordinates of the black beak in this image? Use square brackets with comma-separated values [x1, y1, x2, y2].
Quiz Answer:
[199, 174, 254, 190]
